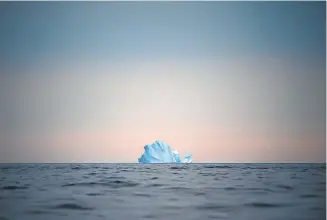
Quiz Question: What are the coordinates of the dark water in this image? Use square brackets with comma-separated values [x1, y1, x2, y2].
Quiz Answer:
[0, 163, 325, 220]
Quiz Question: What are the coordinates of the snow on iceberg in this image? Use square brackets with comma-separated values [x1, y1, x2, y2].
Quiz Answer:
[138, 140, 192, 163]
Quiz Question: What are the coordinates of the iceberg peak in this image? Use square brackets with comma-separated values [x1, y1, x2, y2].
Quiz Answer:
[138, 140, 192, 163]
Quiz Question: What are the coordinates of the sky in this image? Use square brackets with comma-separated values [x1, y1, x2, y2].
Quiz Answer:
[0, 2, 325, 163]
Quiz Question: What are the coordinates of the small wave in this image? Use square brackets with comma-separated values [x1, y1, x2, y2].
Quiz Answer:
[165, 186, 191, 192]
[299, 194, 319, 198]
[146, 183, 165, 187]
[119, 169, 134, 172]
[26, 210, 54, 215]
[102, 176, 126, 180]
[53, 203, 94, 210]
[246, 167, 269, 170]
[224, 187, 236, 191]
[2, 185, 28, 190]
[246, 187, 274, 192]
[208, 213, 228, 219]
[170, 166, 188, 170]
[86, 193, 104, 196]
[276, 184, 294, 190]
[133, 192, 152, 197]
[204, 165, 234, 169]
[290, 175, 302, 179]
[62, 180, 139, 188]
[199, 172, 216, 176]
[193, 191, 206, 196]
[217, 172, 229, 175]
[142, 214, 157, 219]
[196, 203, 230, 210]
[244, 202, 287, 208]
[310, 207, 324, 211]
[163, 205, 187, 210]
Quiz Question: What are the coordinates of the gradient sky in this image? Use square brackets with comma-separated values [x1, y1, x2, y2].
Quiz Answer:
[0, 2, 325, 163]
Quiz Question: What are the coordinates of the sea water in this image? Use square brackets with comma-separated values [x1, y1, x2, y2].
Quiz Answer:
[0, 163, 325, 220]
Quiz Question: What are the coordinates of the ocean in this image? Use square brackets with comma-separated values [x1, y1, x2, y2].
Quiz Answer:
[0, 163, 325, 220]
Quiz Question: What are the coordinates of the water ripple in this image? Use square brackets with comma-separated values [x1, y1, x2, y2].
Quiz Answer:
[2, 185, 28, 190]
[53, 203, 94, 210]
[62, 180, 138, 188]
[244, 202, 288, 208]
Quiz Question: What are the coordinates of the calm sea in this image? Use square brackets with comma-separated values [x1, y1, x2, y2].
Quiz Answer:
[0, 163, 325, 220]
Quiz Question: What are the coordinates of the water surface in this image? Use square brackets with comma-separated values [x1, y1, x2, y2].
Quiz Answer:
[0, 163, 325, 220]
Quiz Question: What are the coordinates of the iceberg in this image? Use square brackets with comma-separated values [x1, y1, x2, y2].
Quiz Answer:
[183, 153, 192, 163]
[138, 140, 192, 163]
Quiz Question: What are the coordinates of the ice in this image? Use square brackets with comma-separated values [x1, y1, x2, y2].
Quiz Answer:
[172, 150, 181, 163]
[138, 140, 192, 163]
[183, 153, 192, 163]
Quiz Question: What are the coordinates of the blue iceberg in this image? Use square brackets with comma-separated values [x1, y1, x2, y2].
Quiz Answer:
[138, 140, 192, 163]
[183, 153, 192, 163]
